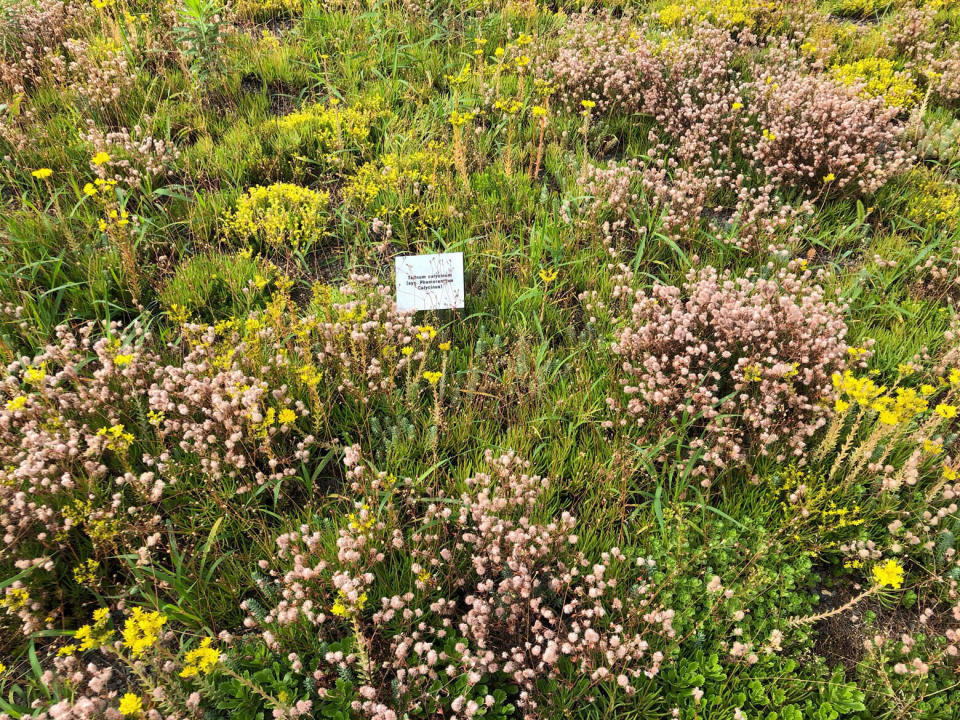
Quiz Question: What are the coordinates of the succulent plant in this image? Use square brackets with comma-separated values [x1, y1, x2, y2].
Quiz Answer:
[915, 115, 960, 168]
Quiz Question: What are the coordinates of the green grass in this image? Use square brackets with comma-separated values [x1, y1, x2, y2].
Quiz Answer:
[1, 0, 960, 718]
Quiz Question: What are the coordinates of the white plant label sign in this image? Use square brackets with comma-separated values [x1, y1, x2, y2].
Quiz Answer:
[395, 252, 464, 312]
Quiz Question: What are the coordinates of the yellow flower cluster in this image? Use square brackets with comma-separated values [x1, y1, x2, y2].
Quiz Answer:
[0, 587, 30, 611]
[343, 148, 452, 209]
[659, 0, 775, 28]
[274, 97, 384, 152]
[871, 559, 905, 589]
[331, 589, 367, 619]
[832, 371, 933, 425]
[234, 0, 303, 21]
[832, 370, 884, 405]
[97, 423, 135, 451]
[904, 169, 960, 231]
[73, 558, 100, 585]
[179, 637, 221, 678]
[122, 606, 168, 656]
[118, 693, 142, 716]
[347, 503, 375, 532]
[23, 363, 46, 383]
[75, 608, 113, 651]
[831, 58, 919, 109]
[224, 183, 329, 251]
[83, 178, 118, 198]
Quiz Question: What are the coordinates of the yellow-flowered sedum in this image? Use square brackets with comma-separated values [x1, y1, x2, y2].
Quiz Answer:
[272, 97, 385, 154]
[343, 148, 452, 209]
[75, 607, 113, 651]
[832, 371, 934, 425]
[179, 637, 221, 678]
[904, 169, 960, 231]
[122, 606, 168, 656]
[224, 183, 329, 251]
[831, 58, 919, 109]
[118, 693, 142, 716]
[97, 423, 134, 451]
[661, 0, 775, 28]
[872, 559, 904, 589]
[234, 0, 303, 21]
[331, 590, 367, 619]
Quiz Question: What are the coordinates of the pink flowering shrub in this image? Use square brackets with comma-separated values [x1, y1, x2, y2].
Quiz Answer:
[0, 318, 316, 633]
[0, 276, 426, 634]
[743, 67, 911, 198]
[545, 12, 664, 115]
[931, 42, 960, 105]
[608, 264, 849, 477]
[247, 449, 677, 719]
[545, 17, 911, 245]
[0, 0, 90, 93]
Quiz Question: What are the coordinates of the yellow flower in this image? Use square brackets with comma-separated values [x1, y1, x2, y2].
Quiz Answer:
[834, 399, 850, 413]
[179, 637, 221, 678]
[531, 105, 547, 118]
[823, 173, 836, 183]
[539, 268, 558, 285]
[75, 608, 113, 651]
[114, 354, 133, 366]
[438, 342, 451, 351]
[762, 129, 777, 142]
[92, 152, 111, 166]
[23, 364, 46, 384]
[943, 465, 958, 481]
[449, 110, 476, 127]
[83, 183, 97, 196]
[580, 99, 596, 110]
[949, 368, 960, 385]
[418, 325, 436, 341]
[921, 384, 936, 396]
[57, 644, 77, 656]
[331, 590, 366, 619]
[660, 3, 684, 25]
[0, 661, 6, 676]
[424, 371, 442, 385]
[417, 568, 431, 583]
[923, 439, 943, 454]
[122, 607, 167, 657]
[278, 408, 297, 425]
[871, 559, 904, 589]
[732, 101, 743, 110]
[935, 404, 957, 419]
[97, 424, 134, 450]
[878, 409, 898, 426]
[73, 559, 99, 585]
[118, 693, 142, 716]
[5, 395, 26, 411]
[401, 346, 413, 356]
[31, 168, 53, 179]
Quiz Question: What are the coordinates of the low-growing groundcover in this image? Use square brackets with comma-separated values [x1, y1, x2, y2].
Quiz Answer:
[1, 0, 960, 718]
